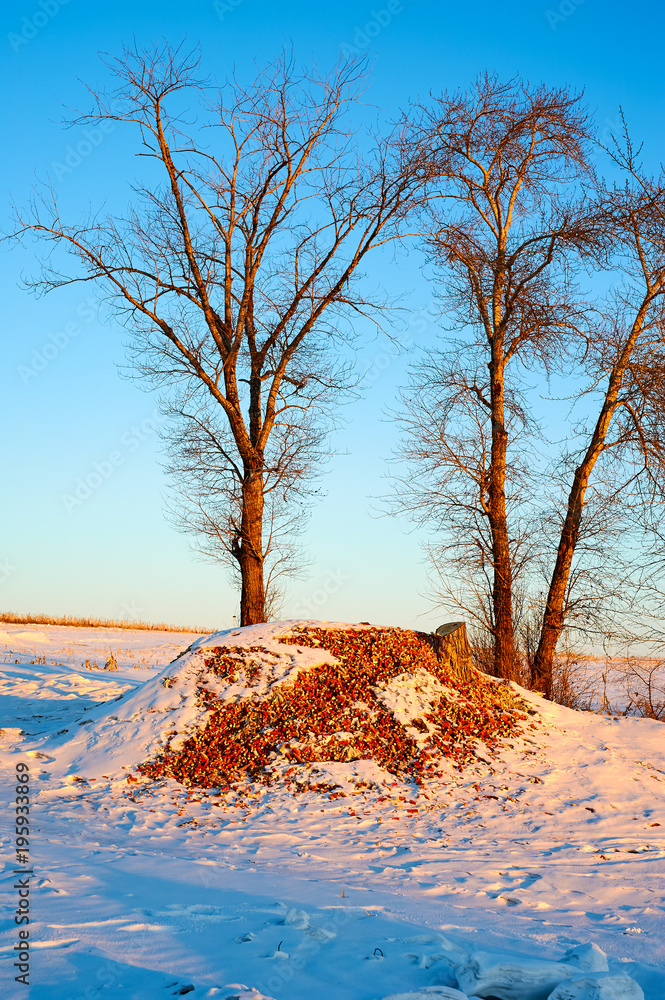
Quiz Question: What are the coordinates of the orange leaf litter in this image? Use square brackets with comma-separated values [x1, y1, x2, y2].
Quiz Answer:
[137, 627, 536, 794]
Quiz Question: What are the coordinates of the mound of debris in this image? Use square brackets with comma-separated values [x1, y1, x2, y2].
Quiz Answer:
[137, 623, 538, 794]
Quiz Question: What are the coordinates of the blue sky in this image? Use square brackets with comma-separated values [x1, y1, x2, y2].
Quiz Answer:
[1, 0, 664, 631]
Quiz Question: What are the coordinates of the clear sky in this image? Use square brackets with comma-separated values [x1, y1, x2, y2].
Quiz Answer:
[1, 0, 664, 632]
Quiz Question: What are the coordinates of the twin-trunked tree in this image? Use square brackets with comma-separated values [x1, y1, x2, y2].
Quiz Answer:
[15, 45, 425, 625]
[392, 79, 665, 691]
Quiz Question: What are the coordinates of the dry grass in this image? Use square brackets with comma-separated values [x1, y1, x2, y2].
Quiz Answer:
[471, 637, 665, 721]
[0, 611, 210, 634]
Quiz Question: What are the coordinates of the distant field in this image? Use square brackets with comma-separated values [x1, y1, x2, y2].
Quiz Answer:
[0, 610, 213, 633]
[542, 651, 665, 720]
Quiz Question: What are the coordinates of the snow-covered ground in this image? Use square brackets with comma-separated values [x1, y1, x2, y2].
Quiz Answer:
[558, 654, 665, 718]
[0, 621, 663, 1000]
[0, 623, 203, 746]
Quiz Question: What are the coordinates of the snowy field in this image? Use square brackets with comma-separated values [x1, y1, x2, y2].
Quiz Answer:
[0, 621, 663, 1000]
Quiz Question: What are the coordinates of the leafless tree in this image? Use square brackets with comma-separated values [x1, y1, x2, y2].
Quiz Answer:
[531, 133, 665, 695]
[12, 43, 425, 624]
[160, 383, 329, 619]
[389, 75, 598, 680]
[390, 349, 538, 659]
[392, 85, 665, 696]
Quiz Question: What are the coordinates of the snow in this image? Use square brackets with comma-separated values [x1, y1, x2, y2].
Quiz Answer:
[562, 944, 609, 973]
[374, 668, 445, 731]
[547, 974, 644, 999]
[0, 620, 663, 999]
[380, 989, 468, 999]
[455, 950, 578, 998]
[0, 629, 50, 644]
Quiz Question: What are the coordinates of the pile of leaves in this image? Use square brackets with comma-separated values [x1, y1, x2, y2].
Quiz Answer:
[137, 626, 537, 792]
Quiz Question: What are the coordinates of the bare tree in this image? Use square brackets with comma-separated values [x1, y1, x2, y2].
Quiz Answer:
[390, 75, 598, 679]
[530, 135, 665, 695]
[392, 87, 665, 696]
[389, 347, 538, 659]
[12, 43, 425, 624]
[160, 382, 328, 619]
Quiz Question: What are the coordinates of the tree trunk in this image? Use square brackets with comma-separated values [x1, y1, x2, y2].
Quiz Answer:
[531, 407, 615, 695]
[530, 507, 581, 697]
[489, 484, 516, 679]
[488, 358, 517, 680]
[238, 469, 266, 625]
[531, 296, 650, 697]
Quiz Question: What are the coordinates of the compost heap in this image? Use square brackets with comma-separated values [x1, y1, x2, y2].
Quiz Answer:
[136, 624, 538, 797]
